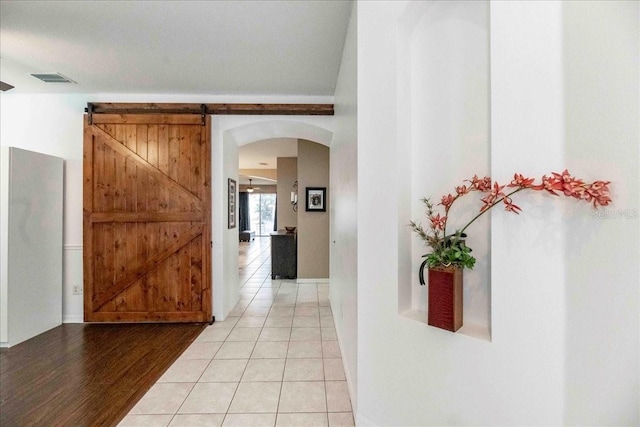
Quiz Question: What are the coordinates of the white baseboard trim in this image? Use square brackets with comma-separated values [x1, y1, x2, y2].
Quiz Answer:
[63, 315, 84, 323]
[332, 309, 358, 419]
[296, 278, 330, 284]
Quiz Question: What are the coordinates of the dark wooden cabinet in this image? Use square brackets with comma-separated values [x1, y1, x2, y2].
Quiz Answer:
[270, 231, 297, 279]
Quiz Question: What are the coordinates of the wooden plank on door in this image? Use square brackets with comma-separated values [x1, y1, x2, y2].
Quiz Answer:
[83, 114, 211, 322]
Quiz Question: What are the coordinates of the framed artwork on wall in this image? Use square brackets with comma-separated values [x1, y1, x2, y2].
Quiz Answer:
[228, 178, 236, 229]
[305, 187, 326, 212]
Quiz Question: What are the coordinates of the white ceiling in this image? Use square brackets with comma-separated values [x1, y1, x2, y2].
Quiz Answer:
[238, 137, 297, 185]
[1, 0, 351, 184]
[239, 138, 297, 169]
[0, 0, 353, 95]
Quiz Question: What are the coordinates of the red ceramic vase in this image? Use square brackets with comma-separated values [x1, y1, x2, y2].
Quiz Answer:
[427, 266, 463, 332]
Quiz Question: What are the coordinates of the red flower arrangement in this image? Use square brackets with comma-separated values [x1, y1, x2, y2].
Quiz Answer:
[410, 170, 611, 275]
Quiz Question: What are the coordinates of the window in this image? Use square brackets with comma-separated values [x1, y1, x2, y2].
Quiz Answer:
[249, 193, 276, 236]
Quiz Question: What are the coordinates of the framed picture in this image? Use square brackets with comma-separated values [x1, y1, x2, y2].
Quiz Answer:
[228, 178, 236, 229]
[305, 187, 326, 212]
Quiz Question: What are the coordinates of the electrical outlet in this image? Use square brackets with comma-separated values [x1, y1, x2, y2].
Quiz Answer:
[73, 286, 83, 295]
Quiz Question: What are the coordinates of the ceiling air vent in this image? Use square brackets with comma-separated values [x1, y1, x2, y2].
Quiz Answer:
[0, 81, 14, 91]
[30, 73, 76, 84]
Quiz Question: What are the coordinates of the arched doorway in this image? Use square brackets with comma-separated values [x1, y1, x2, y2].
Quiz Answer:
[211, 118, 334, 320]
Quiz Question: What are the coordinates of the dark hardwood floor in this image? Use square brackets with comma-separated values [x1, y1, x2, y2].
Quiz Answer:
[0, 323, 206, 427]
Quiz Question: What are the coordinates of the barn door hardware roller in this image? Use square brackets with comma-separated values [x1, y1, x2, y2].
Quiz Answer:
[200, 104, 207, 126]
[85, 102, 95, 125]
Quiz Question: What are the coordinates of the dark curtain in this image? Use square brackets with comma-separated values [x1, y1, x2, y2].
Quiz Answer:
[273, 197, 278, 231]
[239, 192, 250, 231]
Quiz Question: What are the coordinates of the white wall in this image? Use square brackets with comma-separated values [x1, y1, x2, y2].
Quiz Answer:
[0, 93, 333, 323]
[356, 1, 638, 425]
[0, 94, 87, 322]
[1, 147, 63, 346]
[562, 1, 639, 424]
[330, 0, 358, 409]
[489, 1, 568, 422]
[213, 117, 240, 321]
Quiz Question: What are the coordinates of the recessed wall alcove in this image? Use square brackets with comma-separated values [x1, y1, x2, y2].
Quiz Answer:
[397, 0, 491, 341]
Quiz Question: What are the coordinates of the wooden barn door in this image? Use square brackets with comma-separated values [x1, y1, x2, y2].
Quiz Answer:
[83, 114, 211, 322]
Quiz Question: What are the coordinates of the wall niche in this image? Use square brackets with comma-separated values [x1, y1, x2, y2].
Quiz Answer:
[398, 0, 491, 341]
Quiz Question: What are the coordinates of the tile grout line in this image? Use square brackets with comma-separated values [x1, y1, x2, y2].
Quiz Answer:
[318, 281, 331, 420]
[125, 238, 352, 425]
[274, 278, 286, 425]
[227, 239, 271, 425]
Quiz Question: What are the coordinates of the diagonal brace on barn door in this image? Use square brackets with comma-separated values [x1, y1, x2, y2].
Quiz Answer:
[92, 224, 204, 310]
[90, 125, 204, 212]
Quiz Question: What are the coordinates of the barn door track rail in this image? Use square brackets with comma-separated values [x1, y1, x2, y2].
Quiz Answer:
[85, 102, 334, 125]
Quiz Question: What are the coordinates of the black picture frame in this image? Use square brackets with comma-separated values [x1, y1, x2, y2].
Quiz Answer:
[305, 187, 326, 212]
[228, 178, 237, 229]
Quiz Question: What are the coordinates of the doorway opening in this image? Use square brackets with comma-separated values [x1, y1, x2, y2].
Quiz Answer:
[215, 119, 333, 321]
[249, 192, 276, 236]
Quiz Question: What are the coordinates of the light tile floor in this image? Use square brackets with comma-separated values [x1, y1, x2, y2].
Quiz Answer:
[119, 237, 354, 427]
